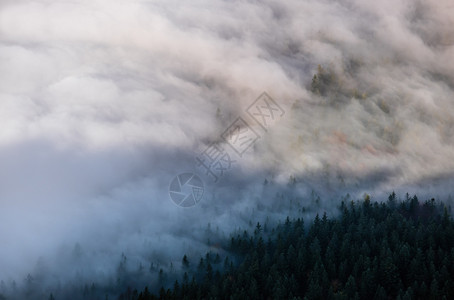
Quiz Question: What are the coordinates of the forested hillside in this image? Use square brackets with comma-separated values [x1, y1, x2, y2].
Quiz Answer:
[3, 194, 453, 300]
[115, 194, 454, 300]
[3, 194, 452, 300]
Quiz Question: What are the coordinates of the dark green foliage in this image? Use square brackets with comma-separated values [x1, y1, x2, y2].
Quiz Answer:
[310, 64, 345, 98]
[130, 194, 454, 299]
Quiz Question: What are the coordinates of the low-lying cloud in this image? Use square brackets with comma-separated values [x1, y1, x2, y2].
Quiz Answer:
[1, 0, 454, 297]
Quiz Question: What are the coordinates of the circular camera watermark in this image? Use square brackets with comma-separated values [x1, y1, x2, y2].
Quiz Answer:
[169, 173, 204, 207]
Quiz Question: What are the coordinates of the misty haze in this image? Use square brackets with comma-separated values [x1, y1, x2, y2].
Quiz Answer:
[1, 0, 454, 299]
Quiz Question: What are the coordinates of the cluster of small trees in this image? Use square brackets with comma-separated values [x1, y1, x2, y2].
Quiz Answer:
[310, 64, 368, 101]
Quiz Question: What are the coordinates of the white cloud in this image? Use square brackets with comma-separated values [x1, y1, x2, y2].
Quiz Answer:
[1, 0, 454, 295]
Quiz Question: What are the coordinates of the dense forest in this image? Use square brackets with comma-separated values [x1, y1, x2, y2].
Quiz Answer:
[115, 193, 454, 300]
[2, 193, 453, 300]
